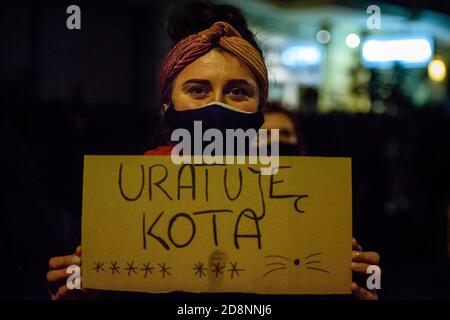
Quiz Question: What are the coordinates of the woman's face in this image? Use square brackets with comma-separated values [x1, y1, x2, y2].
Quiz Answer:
[167, 48, 260, 112]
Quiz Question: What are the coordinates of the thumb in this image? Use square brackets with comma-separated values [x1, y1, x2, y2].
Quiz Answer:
[74, 246, 82, 256]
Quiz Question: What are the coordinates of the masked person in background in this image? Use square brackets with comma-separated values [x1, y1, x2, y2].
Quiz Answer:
[261, 102, 307, 156]
[47, 1, 379, 300]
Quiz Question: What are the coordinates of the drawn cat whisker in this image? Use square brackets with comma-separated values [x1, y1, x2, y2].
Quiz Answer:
[307, 267, 330, 273]
[265, 262, 286, 267]
[264, 255, 289, 261]
[304, 260, 322, 265]
[263, 267, 287, 278]
[304, 252, 323, 260]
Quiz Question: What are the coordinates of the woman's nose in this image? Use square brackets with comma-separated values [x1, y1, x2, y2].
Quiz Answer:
[212, 89, 225, 103]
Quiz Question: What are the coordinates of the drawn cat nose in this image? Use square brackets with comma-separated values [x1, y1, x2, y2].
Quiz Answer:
[293, 259, 300, 266]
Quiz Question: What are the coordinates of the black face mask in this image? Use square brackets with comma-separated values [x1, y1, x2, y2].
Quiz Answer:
[164, 102, 264, 134]
[164, 102, 264, 155]
[278, 142, 301, 156]
[265, 142, 301, 156]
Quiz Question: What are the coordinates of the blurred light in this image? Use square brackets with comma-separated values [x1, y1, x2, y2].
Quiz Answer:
[316, 30, 331, 44]
[281, 45, 321, 67]
[345, 33, 360, 48]
[428, 59, 446, 82]
[362, 36, 433, 68]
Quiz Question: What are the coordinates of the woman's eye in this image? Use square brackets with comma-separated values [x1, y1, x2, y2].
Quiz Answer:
[188, 86, 208, 97]
[229, 87, 247, 97]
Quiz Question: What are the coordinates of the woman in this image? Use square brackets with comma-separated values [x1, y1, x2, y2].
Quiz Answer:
[47, 2, 379, 300]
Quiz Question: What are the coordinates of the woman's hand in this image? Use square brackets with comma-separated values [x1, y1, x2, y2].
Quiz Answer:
[351, 237, 380, 300]
[47, 246, 99, 300]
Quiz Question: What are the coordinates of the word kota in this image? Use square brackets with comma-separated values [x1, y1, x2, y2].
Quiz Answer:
[142, 208, 263, 250]
[171, 121, 280, 175]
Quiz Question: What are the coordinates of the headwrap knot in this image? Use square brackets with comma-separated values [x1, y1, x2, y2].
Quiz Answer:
[198, 21, 241, 43]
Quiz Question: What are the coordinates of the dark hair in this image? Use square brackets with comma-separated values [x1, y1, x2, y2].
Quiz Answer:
[167, 1, 262, 55]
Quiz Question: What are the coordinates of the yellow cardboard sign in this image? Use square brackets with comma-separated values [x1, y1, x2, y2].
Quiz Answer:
[82, 156, 352, 294]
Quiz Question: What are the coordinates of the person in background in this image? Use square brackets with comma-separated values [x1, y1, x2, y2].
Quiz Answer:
[262, 102, 307, 156]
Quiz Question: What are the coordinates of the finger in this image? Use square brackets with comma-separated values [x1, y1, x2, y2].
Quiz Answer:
[54, 284, 70, 300]
[352, 238, 363, 251]
[58, 285, 97, 300]
[48, 255, 81, 270]
[74, 246, 83, 267]
[352, 282, 378, 300]
[46, 268, 70, 283]
[352, 261, 370, 273]
[47, 265, 80, 294]
[352, 251, 380, 265]
[54, 284, 82, 300]
[48, 278, 66, 296]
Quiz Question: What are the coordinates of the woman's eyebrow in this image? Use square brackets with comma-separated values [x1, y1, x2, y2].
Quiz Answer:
[226, 79, 255, 87]
[182, 79, 211, 86]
